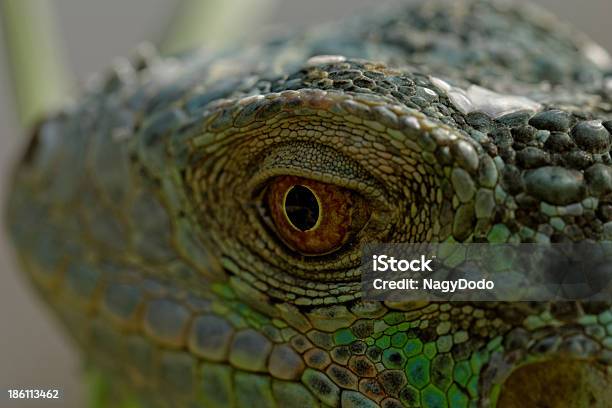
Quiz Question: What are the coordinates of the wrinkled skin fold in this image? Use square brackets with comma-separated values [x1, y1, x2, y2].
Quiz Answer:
[7, 0, 612, 407]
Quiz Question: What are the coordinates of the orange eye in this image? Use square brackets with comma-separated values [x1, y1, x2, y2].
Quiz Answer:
[266, 176, 369, 255]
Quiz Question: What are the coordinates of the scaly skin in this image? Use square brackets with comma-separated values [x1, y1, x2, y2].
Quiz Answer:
[6, 0, 612, 407]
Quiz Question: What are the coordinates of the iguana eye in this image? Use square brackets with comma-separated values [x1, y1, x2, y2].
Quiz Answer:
[266, 175, 370, 255]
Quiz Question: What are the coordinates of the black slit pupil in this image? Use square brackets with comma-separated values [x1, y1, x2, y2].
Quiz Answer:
[285, 185, 319, 231]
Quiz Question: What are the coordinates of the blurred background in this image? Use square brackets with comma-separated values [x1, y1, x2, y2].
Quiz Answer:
[0, 0, 611, 406]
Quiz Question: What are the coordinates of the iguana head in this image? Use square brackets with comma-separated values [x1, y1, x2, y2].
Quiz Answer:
[6, 0, 612, 407]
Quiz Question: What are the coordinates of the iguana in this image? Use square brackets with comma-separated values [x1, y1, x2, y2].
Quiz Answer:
[6, 0, 612, 407]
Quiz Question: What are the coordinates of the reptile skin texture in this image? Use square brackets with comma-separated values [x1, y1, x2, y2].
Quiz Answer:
[6, 0, 612, 407]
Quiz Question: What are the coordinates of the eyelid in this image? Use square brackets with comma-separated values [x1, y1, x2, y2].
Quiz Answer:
[246, 141, 383, 199]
